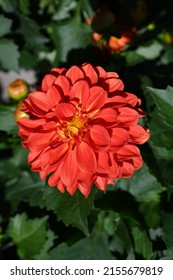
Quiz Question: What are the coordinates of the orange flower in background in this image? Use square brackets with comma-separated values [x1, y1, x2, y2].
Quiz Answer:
[7, 79, 29, 101]
[17, 63, 149, 197]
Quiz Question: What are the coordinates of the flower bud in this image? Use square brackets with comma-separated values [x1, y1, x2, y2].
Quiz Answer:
[7, 79, 29, 101]
[14, 101, 29, 122]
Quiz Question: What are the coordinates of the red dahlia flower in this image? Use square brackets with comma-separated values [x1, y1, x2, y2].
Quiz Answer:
[17, 63, 150, 197]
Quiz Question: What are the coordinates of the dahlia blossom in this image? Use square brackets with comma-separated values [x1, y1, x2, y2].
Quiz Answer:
[17, 63, 149, 197]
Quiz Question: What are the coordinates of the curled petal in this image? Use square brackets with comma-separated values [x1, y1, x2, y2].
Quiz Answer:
[120, 161, 135, 178]
[96, 66, 107, 80]
[28, 92, 50, 112]
[109, 128, 129, 151]
[116, 144, 141, 160]
[128, 125, 150, 144]
[81, 63, 98, 85]
[54, 75, 71, 97]
[92, 108, 118, 125]
[47, 85, 62, 108]
[42, 74, 56, 92]
[102, 73, 124, 92]
[65, 66, 84, 84]
[70, 80, 90, 108]
[55, 103, 76, 119]
[117, 107, 139, 126]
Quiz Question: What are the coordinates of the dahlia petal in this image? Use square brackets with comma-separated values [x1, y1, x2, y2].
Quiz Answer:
[78, 183, 92, 198]
[57, 181, 65, 193]
[117, 107, 139, 126]
[92, 108, 118, 124]
[106, 72, 119, 78]
[116, 144, 141, 160]
[47, 85, 62, 108]
[66, 183, 78, 196]
[31, 158, 41, 171]
[49, 142, 69, 165]
[28, 91, 50, 112]
[90, 125, 110, 147]
[65, 66, 84, 84]
[108, 153, 119, 178]
[76, 142, 97, 173]
[120, 161, 134, 178]
[104, 95, 127, 108]
[81, 63, 98, 84]
[110, 128, 129, 151]
[77, 172, 94, 198]
[95, 176, 108, 191]
[55, 103, 76, 119]
[54, 75, 71, 96]
[86, 86, 107, 113]
[48, 164, 62, 186]
[28, 150, 41, 164]
[128, 125, 150, 144]
[41, 74, 56, 92]
[18, 128, 31, 139]
[70, 80, 90, 108]
[60, 149, 78, 189]
[42, 121, 57, 131]
[50, 67, 66, 75]
[96, 66, 107, 80]
[102, 75, 124, 92]
[96, 152, 110, 174]
[41, 148, 51, 169]
[124, 92, 139, 107]
[18, 117, 46, 129]
[132, 155, 143, 169]
[27, 131, 56, 151]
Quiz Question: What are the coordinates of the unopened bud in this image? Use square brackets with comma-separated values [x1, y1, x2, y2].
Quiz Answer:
[7, 79, 29, 101]
[14, 101, 29, 122]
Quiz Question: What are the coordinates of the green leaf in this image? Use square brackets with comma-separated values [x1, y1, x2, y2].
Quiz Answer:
[18, 15, 49, 46]
[0, 15, 12, 37]
[8, 213, 50, 259]
[49, 211, 114, 260]
[49, 234, 114, 260]
[136, 40, 164, 60]
[18, 0, 30, 15]
[33, 230, 56, 260]
[0, 105, 18, 134]
[116, 164, 163, 197]
[52, 0, 77, 20]
[0, 39, 19, 71]
[162, 212, 173, 259]
[6, 171, 46, 208]
[47, 3, 92, 63]
[43, 187, 95, 235]
[123, 51, 145, 66]
[131, 226, 155, 259]
[116, 164, 163, 228]
[147, 86, 173, 126]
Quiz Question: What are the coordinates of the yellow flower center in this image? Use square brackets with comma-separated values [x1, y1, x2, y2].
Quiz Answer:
[66, 115, 84, 135]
